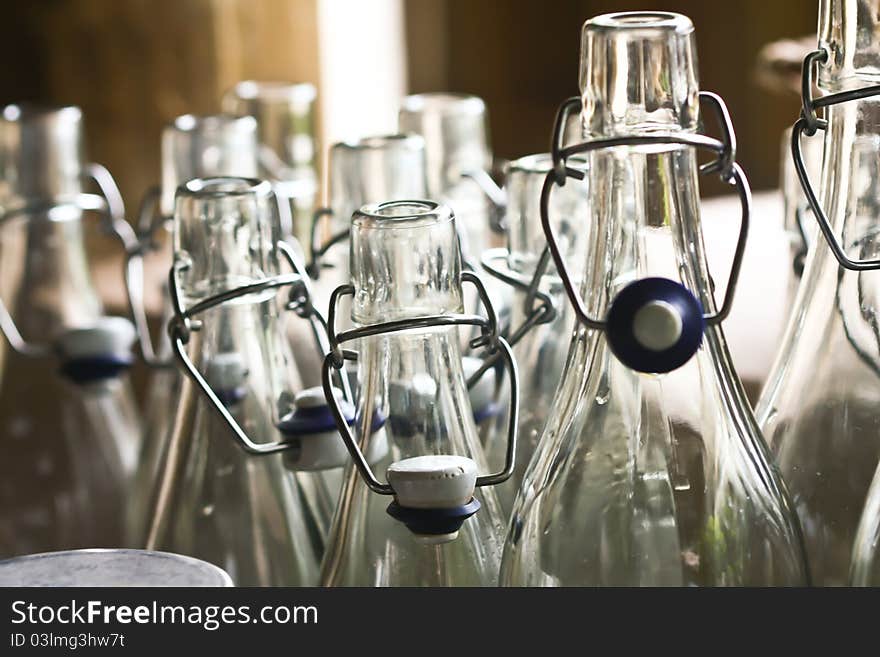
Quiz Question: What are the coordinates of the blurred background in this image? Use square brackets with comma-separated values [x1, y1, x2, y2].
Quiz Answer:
[0, 0, 816, 203]
[0, 0, 821, 395]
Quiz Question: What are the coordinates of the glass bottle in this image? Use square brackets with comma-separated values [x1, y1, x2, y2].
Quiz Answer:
[141, 177, 319, 586]
[319, 200, 517, 586]
[500, 12, 809, 587]
[481, 153, 589, 514]
[222, 81, 319, 246]
[307, 134, 428, 360]
[758, 0, 880, 586]
[127, 114, 261, 541]
[0, 104, 140, 557]
[398, 94, 502, 264]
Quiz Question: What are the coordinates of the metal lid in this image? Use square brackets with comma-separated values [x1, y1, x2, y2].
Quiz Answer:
[0, 549, 233, 587]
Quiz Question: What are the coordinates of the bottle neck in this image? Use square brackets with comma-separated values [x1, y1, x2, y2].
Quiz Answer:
[821, 99, 880, 247]
[578, 145, 710, 317]
[7, 208, 102, 342]
[354, 327, 479, 461]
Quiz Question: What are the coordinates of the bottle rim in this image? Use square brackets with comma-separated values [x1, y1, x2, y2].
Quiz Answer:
[169, 113, 257, 135]
[332, 133, 425, 153]
[400, 93, 486, 117]
[586, 11, 693, 34]
[506, 153, 588, 176]
[1, 103, 82, 124]
[176, 176, 273, 200]
[227, 80, 317, 104]
[353, 199, 453, 228]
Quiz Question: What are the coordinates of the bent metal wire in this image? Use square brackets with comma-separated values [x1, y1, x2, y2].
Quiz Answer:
[0, 164, 138, 358]
[320, 271, 520, 496]
[167, 239, 347, 456]
[792, 48, 880, 272]
[541, 91, 751, 331]
[472, 247, 556, 384]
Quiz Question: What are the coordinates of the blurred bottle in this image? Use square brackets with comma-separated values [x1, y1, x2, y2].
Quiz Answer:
[141, 178, 320, 585]
[757, 0, 880, 586]
[398, 94, 507, 318]
[306, 134, 428, 377]
[320, 200, 516, 586]
[222, 81, 318, 247]
[127, 114, 260, 543]
[500, 12, 809, 586]
[0, 104, 140, 556]
[481, 153, 589, 514]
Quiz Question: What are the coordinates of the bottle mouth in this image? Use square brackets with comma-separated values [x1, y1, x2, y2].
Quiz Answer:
[171, 113, 257, 135]
[1, 103, 81, 125]
[228, 80, 317, 104]
[333, 133, 425, 152]
[400, 93, 486, 117]
[587, 11, 693, 34]
[353, 199, 453, 229]
[177, 176, 273, 200]
[506, 153, 588, 176]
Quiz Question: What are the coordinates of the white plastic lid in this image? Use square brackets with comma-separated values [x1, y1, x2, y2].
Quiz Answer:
[386, 454, 477, 509]
[55, 316, 136, 360]
[295, 386, 336, 409]
[0, 549, 233, 587]
[205, 352, 248, 390]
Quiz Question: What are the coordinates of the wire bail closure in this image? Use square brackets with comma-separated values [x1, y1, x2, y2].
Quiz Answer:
[0, 165, 138, 359]
[320, 270, 520, 496]
[168, 239, 344, 455]
[541, 91, 751, 336]
[792, 48, 880, 271]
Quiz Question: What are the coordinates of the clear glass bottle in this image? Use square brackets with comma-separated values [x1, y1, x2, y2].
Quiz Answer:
[500, 12, 809, 587]
[319, 200, 514, 586]
[141, 178, 319, 586]
[222, 81, 318, 246]
[0, 104, 140, 557]
[757, 0, 880, 586]
[307, 134, 428, 361]
[128, 114, 260, 541]
[482, 153, 589, 514]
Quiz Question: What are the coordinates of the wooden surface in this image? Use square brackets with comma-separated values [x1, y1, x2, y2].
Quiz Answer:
[0, 0, 321, 230]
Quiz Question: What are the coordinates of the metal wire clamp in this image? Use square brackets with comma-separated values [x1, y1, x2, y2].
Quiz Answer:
[320, 270, 520, 495]
[167, 240, 340, 455]
[792, 48, 880, 271]
[0, 165, 138, 358]
[541, 91, 751, 331]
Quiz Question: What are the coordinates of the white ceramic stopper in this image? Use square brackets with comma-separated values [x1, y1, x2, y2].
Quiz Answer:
[205, 352, 247, 390]
[632, 300, 683, 352]
[386, 454, 477, 509]
[283, 387, 349, 471]
[55, 316, 136, 360]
